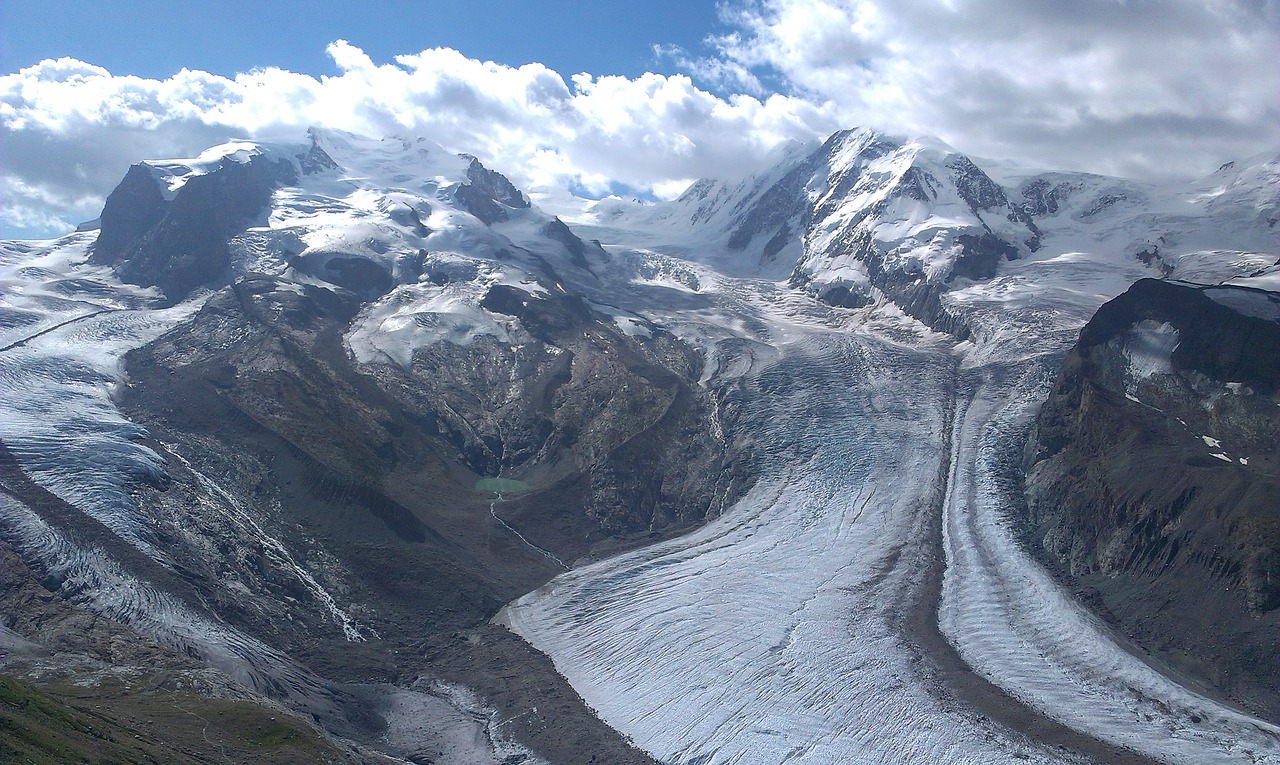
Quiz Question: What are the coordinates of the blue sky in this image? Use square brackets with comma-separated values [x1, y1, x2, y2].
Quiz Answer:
[1, 1, 723, 83]
[3, 0, 1278, 239]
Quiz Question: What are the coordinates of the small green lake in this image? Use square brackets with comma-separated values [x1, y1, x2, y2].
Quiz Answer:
[474, 477, 530, 493]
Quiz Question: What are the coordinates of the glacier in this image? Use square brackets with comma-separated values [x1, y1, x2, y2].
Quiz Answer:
[500, 280, 1280, 764]
[500, 329, 1062, 764]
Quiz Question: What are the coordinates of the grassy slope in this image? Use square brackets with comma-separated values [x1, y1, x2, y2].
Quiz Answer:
[0, 674, 353, 765]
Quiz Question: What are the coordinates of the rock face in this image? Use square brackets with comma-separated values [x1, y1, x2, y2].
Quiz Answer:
[1024, 278, 1280, 717]
[98, 267, 745, 728]
[91, 152, 297, 301]
[456, 154, 531, 223]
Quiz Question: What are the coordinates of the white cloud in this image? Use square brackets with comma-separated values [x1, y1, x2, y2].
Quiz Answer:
[0, 42, 841, 238]
[2, 1, 1278, 239]
[703, 0, 1280, 179]
[654, 43, 766, 95]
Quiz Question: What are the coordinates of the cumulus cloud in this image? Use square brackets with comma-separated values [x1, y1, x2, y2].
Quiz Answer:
[701, 0, 1280, 178]
[0, 42, 839, 238]
[2, 1, 1278, 238]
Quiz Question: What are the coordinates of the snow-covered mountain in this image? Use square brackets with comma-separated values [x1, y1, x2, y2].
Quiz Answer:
[2, 125, 1278, 765]
[561, 128, 1041, 336]
[88, 128, 603, 305]
[564, 129, 1277, 340]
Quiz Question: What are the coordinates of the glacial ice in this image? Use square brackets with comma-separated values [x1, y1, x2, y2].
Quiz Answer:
[0, 237, 207, 548]
[0, 491, 348, 720]
[939, 363, 1280, 764]
[503, 333, 1072, 764]
[503, 307, 1280, 763]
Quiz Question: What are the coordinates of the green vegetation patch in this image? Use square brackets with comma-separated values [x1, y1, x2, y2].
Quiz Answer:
[475, 477, 530, 493]
[0, 673, 347, 765]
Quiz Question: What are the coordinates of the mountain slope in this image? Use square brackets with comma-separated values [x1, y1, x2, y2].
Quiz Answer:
[567, 133, 1278, 345]
[1, 129, 741, 764]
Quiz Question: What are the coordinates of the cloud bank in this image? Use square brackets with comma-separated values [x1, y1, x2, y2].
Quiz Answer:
[3, 0, 1278, 238]
[0, 43, 839, 237]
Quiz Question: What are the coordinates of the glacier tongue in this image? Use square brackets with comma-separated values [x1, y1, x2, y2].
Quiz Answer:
[940, 362, 1280, 765]
[0, 233, 208, 548]
[502, 323, 1280, 765]
[500, 333, 1064, 764]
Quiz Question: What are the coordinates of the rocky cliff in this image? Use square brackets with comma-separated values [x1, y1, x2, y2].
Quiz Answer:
[1024, 278, 1280, 718]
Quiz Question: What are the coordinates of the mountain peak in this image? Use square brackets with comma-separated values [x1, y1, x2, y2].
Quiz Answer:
[82, 128, 602, 305]
[139, 140, 271, 199]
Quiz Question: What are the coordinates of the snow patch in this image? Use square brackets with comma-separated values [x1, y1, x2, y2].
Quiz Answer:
[1121, 320, 1180, 382]
[145, 140, 262, 199]
[347, 279, 530, 366]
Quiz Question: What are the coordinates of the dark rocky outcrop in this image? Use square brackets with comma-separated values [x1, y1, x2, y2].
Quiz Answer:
[951, 233, 1019, 281]
[298, 140, 339, 175]
[541, 217, 602, 272]
[90, 154, 295, 302]
[1024, 278, 1280, 718]
[453, 184, 510, 225]
[464, 155, 530, 210]
[1019, 177, 1073, 217]
[814, 282, 871, 309]
[792, 227, 975, 339]
[725, 154, 821, 255]
[949, 155, 1009, 211]
[453, 156, 530, 225]
[290, 252, 395, 299]
[121, 272, 741, 611]
[90, 164, 167, 262]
